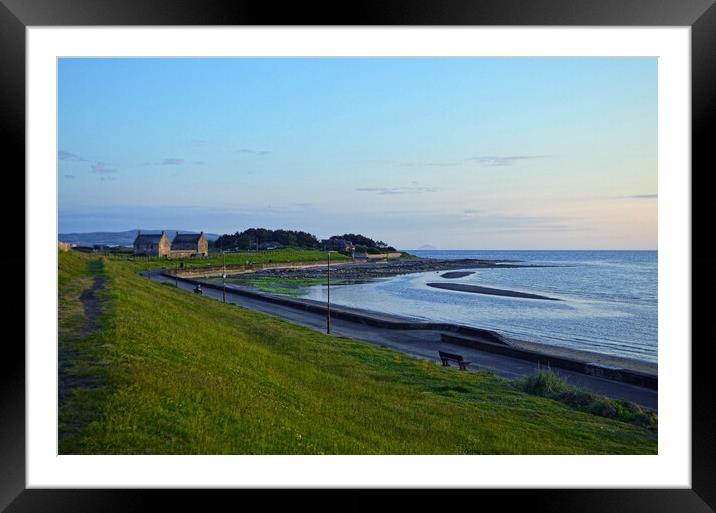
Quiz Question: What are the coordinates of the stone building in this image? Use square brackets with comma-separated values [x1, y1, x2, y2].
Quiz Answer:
[133, 231, 171, 257]
[170, 232, 209, 258]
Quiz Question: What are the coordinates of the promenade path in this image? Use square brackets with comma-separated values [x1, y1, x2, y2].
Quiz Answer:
[143, 270, 657, 411]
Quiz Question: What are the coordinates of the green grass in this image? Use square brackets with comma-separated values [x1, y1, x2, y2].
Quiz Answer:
[105, 248, 346, 270]
[58, 253, 100, 338]
[58, 251, 657, 454]
[204, 275, 340, 297]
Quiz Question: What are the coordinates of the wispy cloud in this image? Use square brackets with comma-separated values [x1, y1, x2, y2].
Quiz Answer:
[142, 158, 185, 166]
[238, 148, 271, 156]
[365, 159, 459, 168]
[620, 193, 658, 199]
[161, 158, 184, 166]
[91, 162, 117, 174]
[356, 186, 438, 195]
[459, 209, 581, 232]
[64, 174, 75, 179]
[366, 155, 546, 168]
[190, 139, 207, 147]
[468, 155, 545, 166]
[58, 150, 88, 162]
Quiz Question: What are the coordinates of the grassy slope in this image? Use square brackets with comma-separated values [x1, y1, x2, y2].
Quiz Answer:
[105, 248, 347, 269]
[58, 251, 657, 454]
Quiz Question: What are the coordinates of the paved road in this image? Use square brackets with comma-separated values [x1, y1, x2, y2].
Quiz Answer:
[144, 270, 657, 411]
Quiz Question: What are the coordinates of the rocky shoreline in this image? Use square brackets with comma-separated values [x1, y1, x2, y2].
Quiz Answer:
[229, 257, 545, 281]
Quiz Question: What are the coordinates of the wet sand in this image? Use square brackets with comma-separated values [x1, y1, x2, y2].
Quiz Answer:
[508, 337, 658, 376]
[426, 282, 560, 301]
[440, 271, 475, 279]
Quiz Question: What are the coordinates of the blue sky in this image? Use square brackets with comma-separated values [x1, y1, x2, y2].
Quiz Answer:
[58, 58, 657, 249]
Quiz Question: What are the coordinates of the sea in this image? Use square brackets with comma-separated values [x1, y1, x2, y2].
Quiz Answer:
[301, 250, 658, 363]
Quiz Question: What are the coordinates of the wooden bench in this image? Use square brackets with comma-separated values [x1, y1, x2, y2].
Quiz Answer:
[438, 351, 471, 371]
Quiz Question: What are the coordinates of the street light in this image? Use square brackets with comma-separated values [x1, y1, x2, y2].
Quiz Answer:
[326, 250, 335, 334]
[222, 248, 227, 303]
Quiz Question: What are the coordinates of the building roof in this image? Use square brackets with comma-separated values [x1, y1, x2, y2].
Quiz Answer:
[134, 232, 166, 245]
[172, 232, 204, 244]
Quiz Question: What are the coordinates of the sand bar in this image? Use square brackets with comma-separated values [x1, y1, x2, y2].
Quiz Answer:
[440, 271, 475, 279]
[427, 282, 560, 300]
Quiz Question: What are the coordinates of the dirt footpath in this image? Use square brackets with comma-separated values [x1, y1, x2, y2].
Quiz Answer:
[78, 276, 106, 336]
[59, 274, 106, 407]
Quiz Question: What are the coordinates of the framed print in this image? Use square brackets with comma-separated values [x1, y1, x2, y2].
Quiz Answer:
[3, 0, 715, 511]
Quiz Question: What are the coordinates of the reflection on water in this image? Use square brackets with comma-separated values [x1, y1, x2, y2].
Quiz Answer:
[300, 250, 658, 363]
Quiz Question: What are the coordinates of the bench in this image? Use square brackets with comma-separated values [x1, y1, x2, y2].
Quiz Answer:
[438, 351, 471, 371]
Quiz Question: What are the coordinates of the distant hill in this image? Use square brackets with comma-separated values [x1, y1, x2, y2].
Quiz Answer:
[416, 244, 437, 250]
[58, 229, 220, 247]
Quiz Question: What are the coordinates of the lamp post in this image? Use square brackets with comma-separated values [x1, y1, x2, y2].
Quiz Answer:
[175, 261, 178, 288]
[222, 249, 227, 303]
[326, 250, 334, 334]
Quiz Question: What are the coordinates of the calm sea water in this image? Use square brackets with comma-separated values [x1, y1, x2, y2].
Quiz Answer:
[302, 250, 657, 363]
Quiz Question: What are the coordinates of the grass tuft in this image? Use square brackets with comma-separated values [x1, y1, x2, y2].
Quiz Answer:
[518, 366, 657, 431]
[521, 366, 572, 396]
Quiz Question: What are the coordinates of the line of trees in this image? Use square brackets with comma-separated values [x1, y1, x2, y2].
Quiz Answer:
[211, 228, 395, 252]
[213, 228, 320, 250]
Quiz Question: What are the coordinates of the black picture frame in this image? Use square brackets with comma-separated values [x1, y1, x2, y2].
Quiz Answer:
[2, 0, 714, 511]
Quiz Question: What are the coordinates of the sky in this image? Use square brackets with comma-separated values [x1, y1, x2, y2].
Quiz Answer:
[58, 57, 657, 249]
